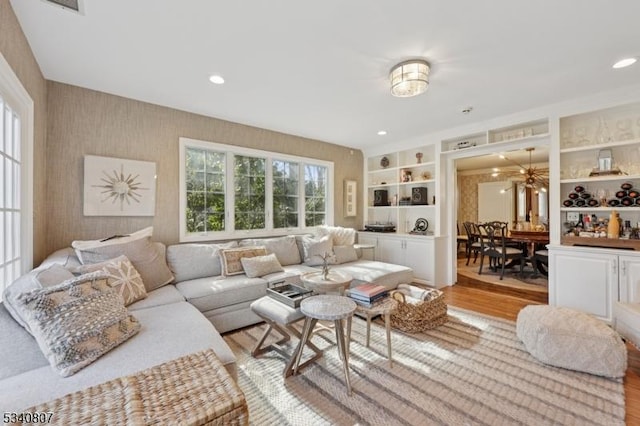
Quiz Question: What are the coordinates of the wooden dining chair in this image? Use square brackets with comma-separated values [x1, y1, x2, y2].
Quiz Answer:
[456, 222, 469, 253]
[462, 222, 482, 266]
[477, 222, 525, 280]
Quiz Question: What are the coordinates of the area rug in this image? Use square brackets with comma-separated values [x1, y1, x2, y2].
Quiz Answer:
[223, 307, 625, 426]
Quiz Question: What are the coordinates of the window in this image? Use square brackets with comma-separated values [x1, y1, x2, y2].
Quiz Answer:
[179, 138, 333, 241]
[273, 160, 299, 229]
[234, 155, 266, 230]
[0, 54, 34, 298]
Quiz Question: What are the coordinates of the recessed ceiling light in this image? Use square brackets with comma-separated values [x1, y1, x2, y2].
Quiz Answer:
[613, 58, 637, 69]
[377, 130, 387, 136]
[209, 75, 225, 84]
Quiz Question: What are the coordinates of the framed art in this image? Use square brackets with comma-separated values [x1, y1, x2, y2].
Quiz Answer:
[83, 155, 157, 216]
[344, 180, 357, 217]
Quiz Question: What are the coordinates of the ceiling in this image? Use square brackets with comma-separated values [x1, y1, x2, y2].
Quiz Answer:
[10, 0, 640, 152]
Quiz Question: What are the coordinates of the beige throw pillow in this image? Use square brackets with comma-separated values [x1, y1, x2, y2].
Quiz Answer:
[316, 225, 356, 246]
[72, 227, 174, 292]
[240, 253, 284, 278]
[219, 246, 267, 276]
[14, 271, 140, 377]
[74, 255, 147, 306]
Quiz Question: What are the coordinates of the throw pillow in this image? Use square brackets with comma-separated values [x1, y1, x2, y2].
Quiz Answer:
[301, 235, 336, 266]
[166, 241, 238, 282]
[316, 225, 356, 246]
[239, 235, 301, 266]
[219, 246, 268, 276]
[71, 227, 174, 292]
[334, 245, 358, 264]
[14, 271, 140, 377]
[240, 253, 284, 278]
[74, 255, 147, 306]
[2, 264, 75, 333]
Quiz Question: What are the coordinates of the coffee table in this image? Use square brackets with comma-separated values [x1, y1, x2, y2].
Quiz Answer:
[349, 297, 398, 367]
[301, 271, 353, 295]
[291, 295, 357, 395]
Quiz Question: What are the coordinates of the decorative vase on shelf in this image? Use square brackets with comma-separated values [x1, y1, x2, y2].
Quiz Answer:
[608, 210, 620, 239]
[380, 156, 390, 168]
[595, 116, 612, 145]
[416, 152, 423, 163]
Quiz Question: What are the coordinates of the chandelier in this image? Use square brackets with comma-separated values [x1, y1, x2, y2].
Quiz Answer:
[496, 148, 549, 192]
[389, 60, 430, 97]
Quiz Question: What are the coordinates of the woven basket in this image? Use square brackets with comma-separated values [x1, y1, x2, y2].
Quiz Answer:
[390, 289, 448, 333]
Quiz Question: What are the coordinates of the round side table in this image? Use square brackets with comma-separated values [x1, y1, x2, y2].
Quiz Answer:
[292, 295, 357, 395]
[301, 271, 353, 295]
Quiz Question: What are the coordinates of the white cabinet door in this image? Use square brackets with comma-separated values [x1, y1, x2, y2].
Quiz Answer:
[550, 250, 617, 322]
[405, 239, 432, 283]
[378, 237, 404, 266]
[619, 254, 640, 303]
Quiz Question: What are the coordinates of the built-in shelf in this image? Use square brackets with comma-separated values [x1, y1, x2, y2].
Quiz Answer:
[561, 235, 640, 251]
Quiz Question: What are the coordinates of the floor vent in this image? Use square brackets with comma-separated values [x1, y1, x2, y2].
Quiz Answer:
[41, 0, 83, 14]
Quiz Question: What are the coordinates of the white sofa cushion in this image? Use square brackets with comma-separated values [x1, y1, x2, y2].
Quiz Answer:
[0, 301, 236, 411]
[330, 260, 413, 290]
[315, 225, 356, 246]
[239, 235, 301, 266]
[176, 275, 268, 312]
[127, 285, 185, 311]
[166, 241, 237, 282]
[334, 245, 358, 264]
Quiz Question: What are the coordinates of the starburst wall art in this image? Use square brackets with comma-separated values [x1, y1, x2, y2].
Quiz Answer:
[83, 155, 157, 216]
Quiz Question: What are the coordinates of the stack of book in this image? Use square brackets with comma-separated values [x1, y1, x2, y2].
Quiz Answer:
[347, 283, 389, 308]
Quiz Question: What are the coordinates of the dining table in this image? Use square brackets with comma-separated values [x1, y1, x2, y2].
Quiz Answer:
[505, 230, 550, 275]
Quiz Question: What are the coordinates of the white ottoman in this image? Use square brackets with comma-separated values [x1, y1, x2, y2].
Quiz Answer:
[614, 302, 640, 348]
[516, 305, 627, 378]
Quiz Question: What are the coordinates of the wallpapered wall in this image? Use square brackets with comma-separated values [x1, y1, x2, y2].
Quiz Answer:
[457, 172, 509, 227]
[0, 0, 48, 265]
[45, 82, 364, 254]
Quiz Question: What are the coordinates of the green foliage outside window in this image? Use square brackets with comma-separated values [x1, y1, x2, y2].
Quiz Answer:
[185, 148, 225, 233]
[235, 155, 266, 230]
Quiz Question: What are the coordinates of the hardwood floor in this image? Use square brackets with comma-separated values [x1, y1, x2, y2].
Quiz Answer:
[439, 285, 640, 425]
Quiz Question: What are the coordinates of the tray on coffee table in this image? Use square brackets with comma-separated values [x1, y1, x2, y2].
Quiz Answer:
[267, 282, 313, 308]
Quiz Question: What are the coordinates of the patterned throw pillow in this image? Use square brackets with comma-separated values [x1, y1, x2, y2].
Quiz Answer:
[74, 255, 147, 306]
[14, 271, 140, 377]
[219, 246, 267, 276]
[240, 253, 284, 278]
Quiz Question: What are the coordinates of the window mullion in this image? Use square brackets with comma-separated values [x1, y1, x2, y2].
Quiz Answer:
[265, 158, 273, 231]
[299, 163, 306, 229]
[226, 151, 235, 233]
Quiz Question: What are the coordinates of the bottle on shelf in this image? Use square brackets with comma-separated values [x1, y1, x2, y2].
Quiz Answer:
[607, 210, 620, 239]
[575, 214, 584, 235]
[623, 220, 633, 239]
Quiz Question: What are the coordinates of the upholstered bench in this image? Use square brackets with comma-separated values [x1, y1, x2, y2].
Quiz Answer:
[516, 305, 627, 378]
[250, 296, 321, 377]
[614, 302, 640, 348]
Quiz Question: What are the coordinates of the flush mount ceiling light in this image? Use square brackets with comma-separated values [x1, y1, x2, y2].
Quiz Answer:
[389, 59, 430, 97]
[209, 75, 225, 84]
[613, 58, 637, 69]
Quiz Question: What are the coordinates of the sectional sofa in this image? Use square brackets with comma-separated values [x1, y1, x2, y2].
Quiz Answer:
[0, 226, 413, 412]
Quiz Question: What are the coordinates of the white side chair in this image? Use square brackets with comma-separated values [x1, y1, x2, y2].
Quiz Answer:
[613, 302, 640, 348]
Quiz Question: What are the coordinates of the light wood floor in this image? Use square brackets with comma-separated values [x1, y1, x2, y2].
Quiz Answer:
[440, 285, 640, 425]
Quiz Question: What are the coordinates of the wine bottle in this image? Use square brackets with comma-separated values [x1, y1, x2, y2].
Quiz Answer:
[576, 214, 584, 233]
[608, 210, 620, 239]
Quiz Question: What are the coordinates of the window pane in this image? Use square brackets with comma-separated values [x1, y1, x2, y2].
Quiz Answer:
[304, 164, 327, 227]
[273, 160, 299, 229]
[235, 155, 265, 230]
[185, 148, 225, 233]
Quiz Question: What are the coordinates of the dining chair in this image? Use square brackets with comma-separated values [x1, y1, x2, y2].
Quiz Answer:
[532, 249, 549, 277]
[477, 222, 525, 280]
[462, 222, 482, 266]
[456, 223, 468, 253]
